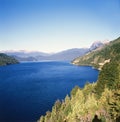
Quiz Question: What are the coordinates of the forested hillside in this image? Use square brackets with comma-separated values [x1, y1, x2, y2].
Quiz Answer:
[0, 53, 19, 66]
[72, 37, 120, 70]
[38, 37, 120, 122]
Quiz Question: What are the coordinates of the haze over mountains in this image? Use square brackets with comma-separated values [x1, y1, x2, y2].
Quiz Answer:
[1, 41, 105, 61]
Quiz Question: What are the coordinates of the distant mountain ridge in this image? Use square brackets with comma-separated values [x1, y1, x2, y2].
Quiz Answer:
[2, 50, 49, 57]
[1, 41, 105, 62]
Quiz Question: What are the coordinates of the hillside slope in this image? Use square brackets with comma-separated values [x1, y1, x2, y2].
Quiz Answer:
[72, 37, 120, 70]
[0, 53, 19, 66]
[37, 37, 120, 122]
[38, 58, 120, 122]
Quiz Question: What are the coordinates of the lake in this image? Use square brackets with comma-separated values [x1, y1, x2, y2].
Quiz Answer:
[0, 61, 99, 122]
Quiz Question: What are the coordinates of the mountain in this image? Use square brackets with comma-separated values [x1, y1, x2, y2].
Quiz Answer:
[13, 55, 38, 62]
[0, 49, 90, 61]
[42, 48, 90, 61]
[0, 50, 50, 62]
[1, 41, 104, 62]
[89, 41, 104, 51]
[1, 50, 49, 57]
[72, 37, 120, 70]
[38, 37, 120, 122]
[0, 53, 19, 66]
[49, 41, 104, 61]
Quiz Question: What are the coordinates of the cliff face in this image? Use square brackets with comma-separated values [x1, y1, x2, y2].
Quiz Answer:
[38, 37, 120, 122]
[0, 53, 19, 66]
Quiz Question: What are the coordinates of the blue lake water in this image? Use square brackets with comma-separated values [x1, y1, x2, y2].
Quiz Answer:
[0, 61, 99, 122]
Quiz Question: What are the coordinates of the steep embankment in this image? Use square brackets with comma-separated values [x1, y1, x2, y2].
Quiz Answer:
[38, 37, 120, 122]
[72, 37, 120, 70]
[0, 53, 19, 66]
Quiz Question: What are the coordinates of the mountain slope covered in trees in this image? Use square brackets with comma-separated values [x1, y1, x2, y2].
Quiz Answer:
[0, 53, 19, 66]
[38, 37, 120, 122]
[72, 37, 120, 70]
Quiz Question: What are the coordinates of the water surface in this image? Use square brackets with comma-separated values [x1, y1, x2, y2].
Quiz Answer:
[0, 61, 99, 122]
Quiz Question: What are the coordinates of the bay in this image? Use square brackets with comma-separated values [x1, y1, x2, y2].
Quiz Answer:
[0, 61, 99, 122]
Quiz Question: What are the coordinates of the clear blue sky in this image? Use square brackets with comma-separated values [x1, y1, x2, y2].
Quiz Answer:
[0, 0, 120, 52]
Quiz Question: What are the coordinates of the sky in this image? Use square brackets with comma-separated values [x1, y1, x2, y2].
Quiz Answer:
[0, 0, 120, 53]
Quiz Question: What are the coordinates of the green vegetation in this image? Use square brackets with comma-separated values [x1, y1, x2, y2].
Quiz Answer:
[0, 53, 19, 66]
[72, 37, 120, 70]
[38, 37, 120, 122]
[38, 61, 120, 122]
